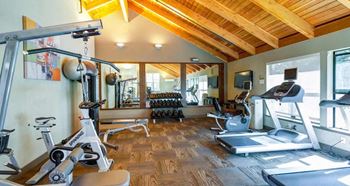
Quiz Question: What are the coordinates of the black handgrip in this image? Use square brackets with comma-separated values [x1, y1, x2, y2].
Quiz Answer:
[99, 99, 107, 106]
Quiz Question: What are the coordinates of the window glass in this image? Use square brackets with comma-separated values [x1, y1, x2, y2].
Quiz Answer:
[334, 53, 350, 94]
[186, 64, 219, 106]
[333, 49, 350, 130]
[266, 54, 320, 123]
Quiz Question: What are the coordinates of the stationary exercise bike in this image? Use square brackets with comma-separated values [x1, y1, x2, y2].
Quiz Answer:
[26, 100, 114, 185]
[26, 60, 114, 185]
[207, 81, 252, 134]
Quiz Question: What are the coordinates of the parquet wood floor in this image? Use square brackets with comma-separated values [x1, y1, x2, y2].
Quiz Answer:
[14, 118, 343, 186]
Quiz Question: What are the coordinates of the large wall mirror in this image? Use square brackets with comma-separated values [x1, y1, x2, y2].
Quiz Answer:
[145, 64, 181, 108]
[99, 62, 224, 110]
[100, 63, 140, 109]
[186, 64, 219, 106]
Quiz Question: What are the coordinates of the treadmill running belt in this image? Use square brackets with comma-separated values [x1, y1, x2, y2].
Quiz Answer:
[270, 167, 350, 186]
[219, 136, 261, 146]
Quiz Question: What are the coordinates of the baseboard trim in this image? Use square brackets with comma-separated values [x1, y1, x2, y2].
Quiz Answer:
[8, 152, 47, 181]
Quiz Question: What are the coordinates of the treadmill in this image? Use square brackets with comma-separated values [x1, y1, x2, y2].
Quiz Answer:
[262, 93, 350, 186]
[215, 68, 320, 156]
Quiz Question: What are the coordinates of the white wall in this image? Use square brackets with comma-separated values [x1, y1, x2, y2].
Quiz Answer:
[95, 10, 223, 63]
[0, 0, 94, 168]
[227, 27, 350, 152]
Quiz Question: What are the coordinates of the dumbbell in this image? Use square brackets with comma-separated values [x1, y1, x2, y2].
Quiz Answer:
[178, 110, 184, 118]
[165, 110, 172, 117]
[151, 111, 156, 119]
[156, 110, 162, 118]
[172, 110, 178, 118]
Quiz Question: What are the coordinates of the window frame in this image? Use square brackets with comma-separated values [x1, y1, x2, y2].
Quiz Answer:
[265, 53, 321, 123]
[332, 49, 350, 128]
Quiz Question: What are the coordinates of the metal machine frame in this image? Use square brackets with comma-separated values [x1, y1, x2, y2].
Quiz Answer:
[0, 20, 120, 183]
[0, 20, 105, 132]
[215, 98, 320, 156]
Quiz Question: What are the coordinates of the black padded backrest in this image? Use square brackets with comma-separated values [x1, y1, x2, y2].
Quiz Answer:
[213, 98, 222, 114]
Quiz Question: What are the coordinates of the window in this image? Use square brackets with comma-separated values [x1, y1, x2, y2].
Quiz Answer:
[333, 49, 350, 129]
[266, 54, 321, 123]
[146, 73, 160, 91]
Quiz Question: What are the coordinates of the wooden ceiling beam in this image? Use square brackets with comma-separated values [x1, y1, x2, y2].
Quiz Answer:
[338, 0, 350, 9]
[192, 64, 204, 71]
[132, 0, 238, 60]
[249, 0, 314, 39]
[129, 1, 229, 62]
[164, 64, 181, 72]
[186, 65, 198, 72]
[158, 0, 256, 55]
[195, 64, 206, 70]
[189, 64, 201, 71]
[119, 0, 129, 22]
[195, 0, 279, 48]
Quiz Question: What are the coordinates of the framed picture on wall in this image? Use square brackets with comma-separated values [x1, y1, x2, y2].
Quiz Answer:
[22, 16, 61, 81]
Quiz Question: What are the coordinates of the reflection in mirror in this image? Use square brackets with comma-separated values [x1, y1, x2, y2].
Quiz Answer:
[145, 64, 181, 107]
[100, 63, 140, 109]
[186, 64, 219, 106]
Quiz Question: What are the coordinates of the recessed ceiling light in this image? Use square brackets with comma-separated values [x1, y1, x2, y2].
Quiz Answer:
[116, 42, 125, 48]
[191, 57, 199, 62]
[154, 43, 163, 49]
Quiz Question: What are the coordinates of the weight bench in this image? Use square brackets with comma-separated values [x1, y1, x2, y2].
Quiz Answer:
[101, 119, 150, 148]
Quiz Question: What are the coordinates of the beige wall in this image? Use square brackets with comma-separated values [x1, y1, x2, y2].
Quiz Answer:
[0, 0, 94, 168]
[227, 27, 350, 152]
[95, 10, 223, 63]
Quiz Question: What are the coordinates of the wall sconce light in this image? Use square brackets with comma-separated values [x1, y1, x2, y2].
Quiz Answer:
[191, 57, 199, 62]
[116, 42, 125, 48]
[154, 43, 163, 49]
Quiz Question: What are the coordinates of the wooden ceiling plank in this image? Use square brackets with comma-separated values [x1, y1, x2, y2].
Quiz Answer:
[133, 0, 238, 59]
[337, 0, 350, 9]
[129, 1, 229, 62]
[195, 0, 279, 48]
[119, 0, 129, 22]
[153, 64, 179, 77]
[158, 0, 256, 55]
[85, 0, 115, 12]
[249, 0, 314, 38]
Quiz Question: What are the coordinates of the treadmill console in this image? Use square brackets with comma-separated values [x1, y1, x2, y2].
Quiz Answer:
[273, 81, 295, 97]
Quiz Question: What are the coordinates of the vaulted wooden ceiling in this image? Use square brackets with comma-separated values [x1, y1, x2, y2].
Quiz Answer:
[149, 63, 215, 77]
[82, 0, 350, 62]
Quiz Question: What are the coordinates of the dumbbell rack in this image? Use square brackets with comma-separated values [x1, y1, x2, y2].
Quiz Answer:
[149, 93, 184, 124]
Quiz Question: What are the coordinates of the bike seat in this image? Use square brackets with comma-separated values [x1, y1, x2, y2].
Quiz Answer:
[0, 129, 15, 134]
[35, 117, 56, 124]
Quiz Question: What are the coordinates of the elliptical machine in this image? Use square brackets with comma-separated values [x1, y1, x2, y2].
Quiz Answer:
[207, 81, 252, 134]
